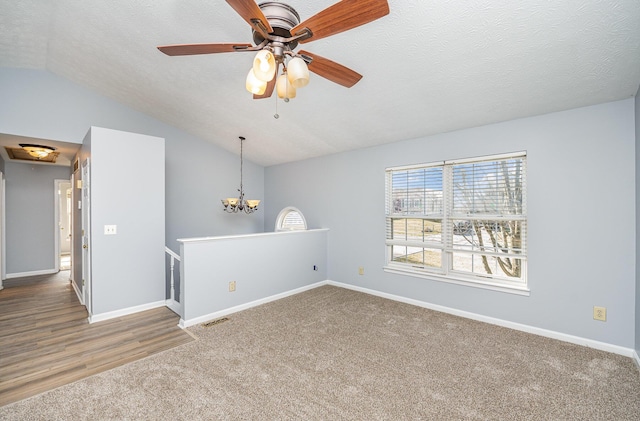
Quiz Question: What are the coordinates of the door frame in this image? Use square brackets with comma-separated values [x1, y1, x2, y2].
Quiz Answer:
[81, 159, 92, 315]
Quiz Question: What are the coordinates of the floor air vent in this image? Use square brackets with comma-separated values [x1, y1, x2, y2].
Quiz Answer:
[202, 317, 229, 328]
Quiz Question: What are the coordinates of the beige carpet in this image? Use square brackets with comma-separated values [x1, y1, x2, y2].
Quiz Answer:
[1, 285, 639, 420]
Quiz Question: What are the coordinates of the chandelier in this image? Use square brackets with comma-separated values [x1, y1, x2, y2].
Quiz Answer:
[222, 136, 260, 214]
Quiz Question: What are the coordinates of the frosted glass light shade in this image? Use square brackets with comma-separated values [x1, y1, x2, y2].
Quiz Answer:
[276, 73, 296, 99]
[252, 50, 276, 82]
[245, 199, 260, 209]
[227, 198, 239, 207]
[287, 57, 309, 88]
[245, 68, 267, 95]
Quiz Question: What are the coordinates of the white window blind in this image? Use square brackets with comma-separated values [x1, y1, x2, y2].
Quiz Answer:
[275, 207, 307, 231]
[385, 152, 527, 291]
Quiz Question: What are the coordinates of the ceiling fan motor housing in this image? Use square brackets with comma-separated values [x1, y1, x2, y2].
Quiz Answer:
[253, 2, 301, 49]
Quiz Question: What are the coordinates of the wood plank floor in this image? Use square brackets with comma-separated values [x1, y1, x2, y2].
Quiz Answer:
[0, 271, 194, 406]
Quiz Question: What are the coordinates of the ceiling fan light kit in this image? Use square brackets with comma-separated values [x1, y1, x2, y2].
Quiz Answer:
[286, 56, 309, 88]
[252, 49, 276, 82]
[246, 68, 267, 95]
[276, 71, 296, 99]
[158, 0, 390, 99]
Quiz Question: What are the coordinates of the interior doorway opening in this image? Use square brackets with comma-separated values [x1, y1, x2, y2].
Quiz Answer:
[55, 180, 72, 271]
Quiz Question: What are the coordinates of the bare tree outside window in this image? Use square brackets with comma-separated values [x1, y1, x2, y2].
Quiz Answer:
[452, 159, 525, 279]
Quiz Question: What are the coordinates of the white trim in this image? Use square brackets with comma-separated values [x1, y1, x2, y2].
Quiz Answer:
[383, 266, 530, 296]
[275, 206, 308, 232]
[71, 278, 84, 305]
[446, 150, 527, 165]
[326, 281, 635, 358]
[166, 299, 182, 316]
[633, 350, 640, 372]
[6, 269, 58, 279]
[88, 300, 166, 324]
[385, 151, 527, 171]
[178, 228, 329, 244]
[165, 246, 180, 261]
[179, 281, 326, 328]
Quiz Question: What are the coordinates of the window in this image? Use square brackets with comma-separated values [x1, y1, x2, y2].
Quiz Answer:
[385, 152, 527, 293]
[275, 207, 307, 231]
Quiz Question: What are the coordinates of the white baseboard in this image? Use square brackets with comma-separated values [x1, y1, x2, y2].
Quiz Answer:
[179, 282, 326, 328]
[6, 268, 58, 279]
[89, 300, 166, 324]
[71, 280, 84, 305]
[327, 281, 636, 359]
[175, 279, 637, 360]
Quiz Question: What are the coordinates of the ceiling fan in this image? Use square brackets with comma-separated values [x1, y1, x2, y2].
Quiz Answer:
[157, 0, 389, 100]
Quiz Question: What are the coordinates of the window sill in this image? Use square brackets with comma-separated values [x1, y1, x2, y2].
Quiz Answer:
[383, 266, 530, 296]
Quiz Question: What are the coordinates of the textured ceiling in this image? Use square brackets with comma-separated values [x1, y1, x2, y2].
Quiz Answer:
[1, 1, 639, 166]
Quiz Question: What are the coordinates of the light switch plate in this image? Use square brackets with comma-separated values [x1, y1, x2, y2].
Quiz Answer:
[104, 225, 117, 235]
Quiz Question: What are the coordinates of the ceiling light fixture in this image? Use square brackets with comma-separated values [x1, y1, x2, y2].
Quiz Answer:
[245, 49, 309, 99]
[222, 136, 260, 214]
[19, 144, 56, 159]
[157, 0, 390, 101]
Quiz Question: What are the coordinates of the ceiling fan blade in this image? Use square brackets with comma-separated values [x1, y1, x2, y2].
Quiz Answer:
[300, 50, 363, 88]
[158, 43, 252, 56]
[254, 73, 277, 100]
[292, 0, 389, 44]
[225, 0, 273, 34]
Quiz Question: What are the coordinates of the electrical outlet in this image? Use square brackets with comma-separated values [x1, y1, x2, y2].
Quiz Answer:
[104, 225, 117, 235]
[229, 281, 236, 292]
[593, 306, 606, 321]
[358, 267, 364, 275]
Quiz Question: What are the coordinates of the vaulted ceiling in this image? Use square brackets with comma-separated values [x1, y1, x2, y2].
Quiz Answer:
[1, 1, 639, 166]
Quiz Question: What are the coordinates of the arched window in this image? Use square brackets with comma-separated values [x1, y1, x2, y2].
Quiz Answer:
[275, 207, 307, 231]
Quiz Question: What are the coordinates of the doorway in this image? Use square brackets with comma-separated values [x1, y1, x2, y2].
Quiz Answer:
[56, 180, 72, 270]
[54, 179, 72, 272]
[81, 159, 91, 315]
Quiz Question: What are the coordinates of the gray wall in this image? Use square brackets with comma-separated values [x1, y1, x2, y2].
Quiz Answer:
[635, 85, 640, 356]
[5, 162, 71, 274]
[0, 67, 264, 272]
[180, 229, 328, 324]
[265, 99, 636, 349]
[87, 127, 166, 315]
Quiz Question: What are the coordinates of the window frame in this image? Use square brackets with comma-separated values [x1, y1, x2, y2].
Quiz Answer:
[384, 152, 528, 295]
[275, 207, 308, 232]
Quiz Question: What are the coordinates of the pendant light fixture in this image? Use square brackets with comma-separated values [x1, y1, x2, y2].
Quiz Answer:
[221, 136, 260, 214]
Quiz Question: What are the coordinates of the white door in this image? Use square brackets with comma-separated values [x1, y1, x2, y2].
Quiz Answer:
[81, 159, 92, 315]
